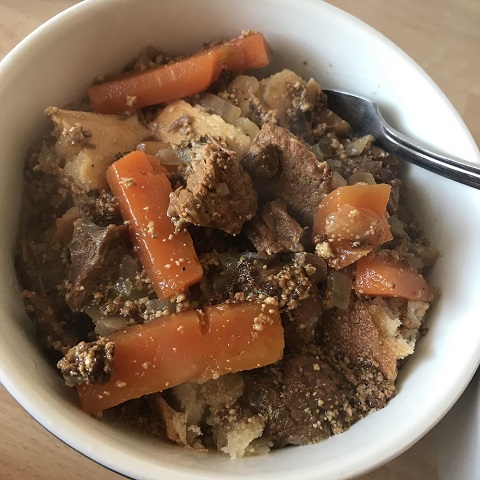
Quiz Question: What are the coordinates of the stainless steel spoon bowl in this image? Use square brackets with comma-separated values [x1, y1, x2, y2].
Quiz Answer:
[325, 89, 480, 189]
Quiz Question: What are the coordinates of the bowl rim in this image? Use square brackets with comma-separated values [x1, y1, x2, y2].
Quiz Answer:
[1, 1, 479, 479]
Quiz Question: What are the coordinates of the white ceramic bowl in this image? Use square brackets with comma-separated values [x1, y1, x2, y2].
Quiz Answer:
[1, 1, 479, 479]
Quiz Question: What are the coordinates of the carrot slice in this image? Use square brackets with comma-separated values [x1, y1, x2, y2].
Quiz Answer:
[313, 184, 393, 269]
[77, 302, 284, 414]
[354, 252, 431, 301]
[106, 150, 203, 299]
[88, 32, 270, 114]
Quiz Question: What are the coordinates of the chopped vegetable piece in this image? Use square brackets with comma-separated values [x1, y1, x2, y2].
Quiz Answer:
[106, 150, 203, 299]
[77, 302, 284, 414]
[313, 183, 393, 269]
[88, 32, 270, 114]
[354, 252, 431, 301]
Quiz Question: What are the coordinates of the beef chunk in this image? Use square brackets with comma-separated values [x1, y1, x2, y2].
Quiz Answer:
[245, 199, 304, 256]
[67, 219, 129, 310]
[243, 352, 357, 447]
[282, 284, 323, 350]
[243, 347, 396, 448]
[168, 140, 257, 235]
[197, 252, 314, 312]
[242, 123, 332, 226]
[57, 337, 115, 386]
[75, 190, 122, 226]
[224, 258, 313, 311]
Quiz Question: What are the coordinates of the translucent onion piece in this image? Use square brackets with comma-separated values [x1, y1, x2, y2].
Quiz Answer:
[311, 143, 324, 161]
[345, 135, 375, 156]
[331, 171, 347, 189]
[120, 254, 139, 280]
[234, 117, 260, 139]
[216, 182, 230, 196]
[199, 93, 241, 124]
[137, 141, 183, 165]
[144, 298, 175, 316]
[348, 171, 376, 185]
[114, 278, 133, 297]
[95, 316, 130, 336]
[327, 269, 352, 310]
[405, 253, 424, 270]
[83, 305, 103, 324]
[388, 215, 407, 237]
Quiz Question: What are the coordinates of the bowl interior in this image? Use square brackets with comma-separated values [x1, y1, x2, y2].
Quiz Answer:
[0, 0, 479, 479]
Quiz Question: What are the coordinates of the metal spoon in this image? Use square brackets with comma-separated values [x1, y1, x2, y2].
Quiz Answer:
[324, 89, 480, 189]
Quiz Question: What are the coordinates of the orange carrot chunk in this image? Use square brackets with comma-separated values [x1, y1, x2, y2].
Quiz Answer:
[88, 32, 270, 114]
[77, 302, 284, 414]
[312, 183, 393, 269]
[106, 150, 203, 299]
[354, 252, 431, 301]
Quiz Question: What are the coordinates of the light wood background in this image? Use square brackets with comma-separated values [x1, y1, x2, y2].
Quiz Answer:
[0, 1, 478, 479]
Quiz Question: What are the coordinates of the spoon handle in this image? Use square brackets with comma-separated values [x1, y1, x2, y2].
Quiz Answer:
[376, 108, 480, 189]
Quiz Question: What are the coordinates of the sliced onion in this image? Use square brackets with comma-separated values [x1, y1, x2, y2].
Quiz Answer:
[120, 254, 139, 280]
[83, 305, 103, 324]
[234, 117, 260, 139]
[327, 270, 352, 310]
[405, 253, 424, 270]
[145, 298, 175, 316]
[156, 147, 183, 166]
[114, 278, 133, 297]
[310, 143, 324, 161]
[345, 135, 375, 156]
[388, 215, 407, 237]
[95, 316, 130, 336]
[199, 93, 241, 124]
[136, 141, 164, 155]
[331, 171, 347, 189]
[348, 171, 376, 185]
[137, 141, 183, 166]
[216, 182, 230, 196]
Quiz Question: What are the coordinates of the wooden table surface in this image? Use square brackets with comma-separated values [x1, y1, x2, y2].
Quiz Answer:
[0, 1, 478, 479]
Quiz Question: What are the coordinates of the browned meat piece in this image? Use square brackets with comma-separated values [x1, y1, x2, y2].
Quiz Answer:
[21, 290, 81, 355]
[221, 257, 313, 311]
[245, 199, 304, 256]
[75, 190, 122, 226]
[243, 351, 357, 447]
[242, 123, 332, 226]
[243, 347, 395, 448]
[67, 219, 129, 310]
[282, 284, 322, 350]
[168, 140, 257, 235]
[57, 337, 115, 386]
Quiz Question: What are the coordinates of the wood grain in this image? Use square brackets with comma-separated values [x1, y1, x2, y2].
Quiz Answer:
[1, 0, 478, 478]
